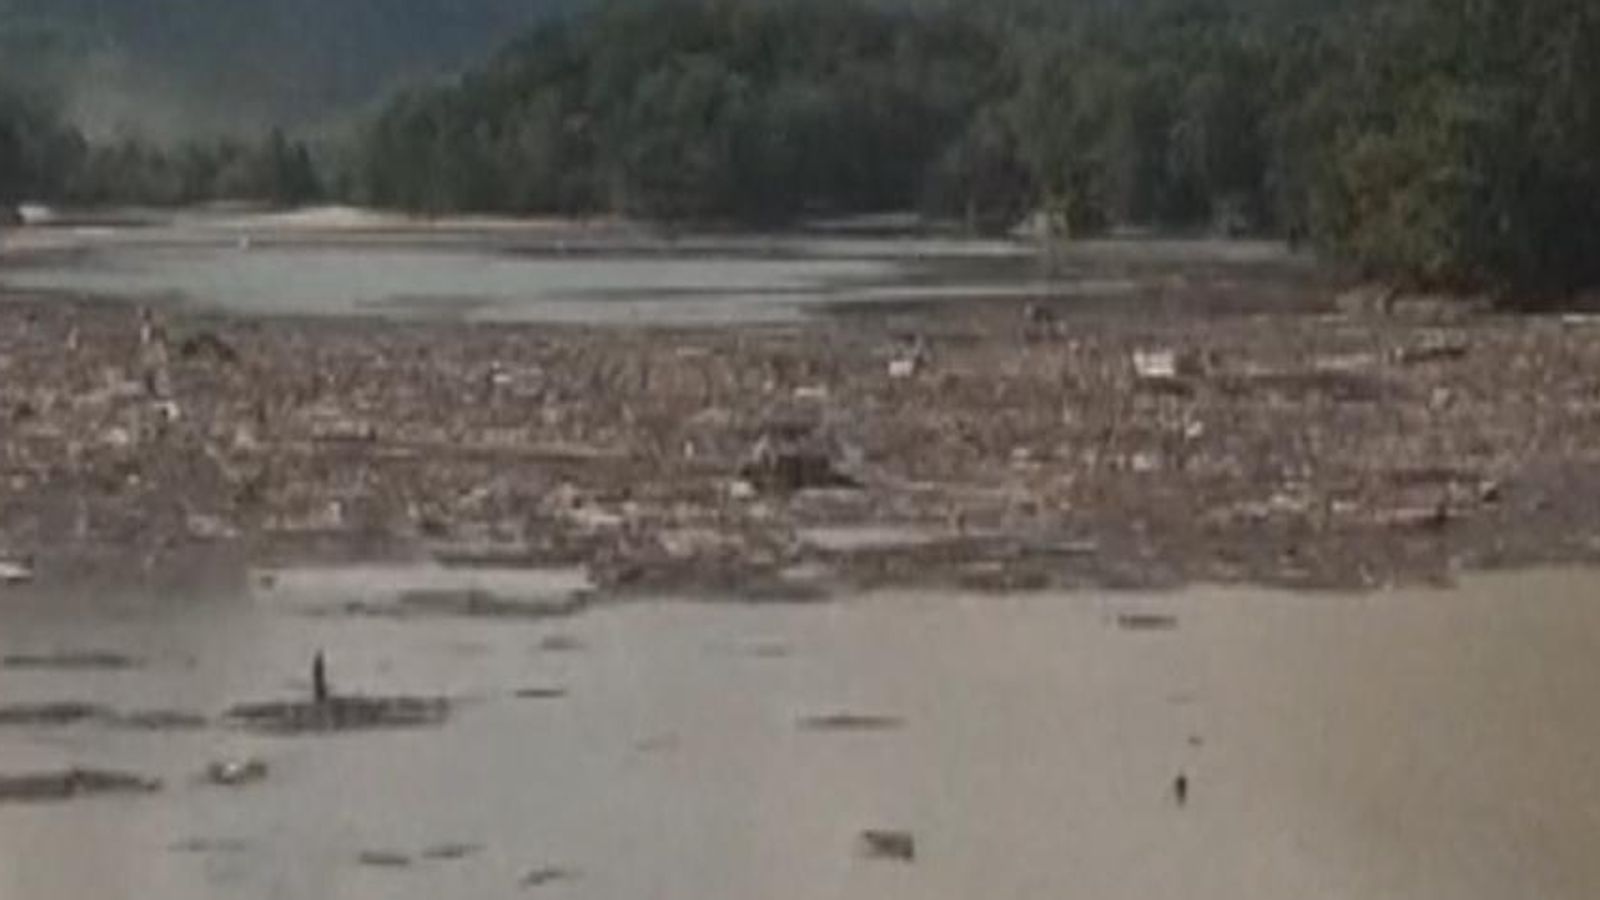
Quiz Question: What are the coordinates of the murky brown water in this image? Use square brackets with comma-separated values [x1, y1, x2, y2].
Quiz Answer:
[2, 569, 1598, 899]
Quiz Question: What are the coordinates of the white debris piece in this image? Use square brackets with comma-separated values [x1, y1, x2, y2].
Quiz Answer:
[206, 758, 268, 787]
[888, 357, 919, 379]
[1132, 349, 1179, 381]
[16, 204, 55, 226]
[0, 559, 33, 584]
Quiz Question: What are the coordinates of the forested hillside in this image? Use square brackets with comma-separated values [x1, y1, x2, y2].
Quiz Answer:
[2, 0, 1598, 299]
[353, 0, 1599, 297]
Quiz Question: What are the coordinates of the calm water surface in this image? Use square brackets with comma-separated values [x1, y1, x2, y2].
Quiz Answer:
[0, 215, 1076, 323]
[1, 569, 1597, 900]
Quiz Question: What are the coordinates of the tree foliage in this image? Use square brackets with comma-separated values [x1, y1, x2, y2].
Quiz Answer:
[3, 0, 1599, 298]
[0, 87, 80, 205]
[1306, 0, 1600, 296]
[358, 0, 1005, 222]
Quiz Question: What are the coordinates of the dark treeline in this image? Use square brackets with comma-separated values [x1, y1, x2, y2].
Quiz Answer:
[0, 100, 323, 209]
[70, 132, 322, 208]
[362, 0, 1005, 222]
[358, 0, 1600, 297]
[4, 0, 1600, 298]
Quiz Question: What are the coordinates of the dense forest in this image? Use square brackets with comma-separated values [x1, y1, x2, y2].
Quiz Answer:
[2, 0, 1599, 298]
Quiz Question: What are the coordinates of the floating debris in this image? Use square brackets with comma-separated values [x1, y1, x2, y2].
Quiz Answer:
[1132, 349, 1181, 381]
[1173, 772, 1190, 807]
[1394, 337, 1469, 366]
[536, 634, 585, 653]
[1023, 302, 1055, 327]
[887, 356, 920, 379]
[1132, 348, 1206, 396]
[0, 702, 206, 731]
[169, 838, 250, 855]
[859, 829, 916, 862]
[0, 768, 161, 804]
[801, 524, 945, 554]
[342, 589, 590, 621]
[175, 330, 239, 365]
[521, 866, 579, 889]
[2, 651, 141, 671]
[797, 713, 905, 732]
[313, 651, 330, 704]
[740, 641, 791, 659]
[1378, 502, 1455, 531]
[358, 851, 413, 869]
[1217, 367, 1388, 402]
[634, 734, 680, 754]
[205, 758, 269, 787]
[185, 512, 237, 540]
[1, 256, 1591, 602]
[113, 710, 209, 731]
[0, 702, 107, 727]
[0, 559, 33, 585]
[739, 433, 861, 494]
[512, 687, 569, 701]
[1115, 612, 1179, 632]
[225, 695, 450, 735]
[420, 843, 482, 862]
[887, 336, 931, 380]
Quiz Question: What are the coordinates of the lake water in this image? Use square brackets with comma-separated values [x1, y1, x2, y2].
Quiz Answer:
[2, 569, 1597, 900]
[0, 210, 1313, 324]
[0, 214, 1087, 324]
